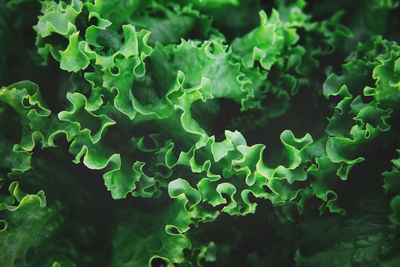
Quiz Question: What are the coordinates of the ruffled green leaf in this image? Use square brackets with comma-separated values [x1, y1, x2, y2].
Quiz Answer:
[0, 182, 73, 266]
[1, 0, 400, 266]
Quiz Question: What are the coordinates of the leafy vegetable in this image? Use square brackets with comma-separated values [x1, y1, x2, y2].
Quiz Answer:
[1, 0, 399, 266]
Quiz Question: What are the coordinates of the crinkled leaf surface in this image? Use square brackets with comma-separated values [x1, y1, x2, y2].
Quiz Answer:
[0, 0, 400, 266]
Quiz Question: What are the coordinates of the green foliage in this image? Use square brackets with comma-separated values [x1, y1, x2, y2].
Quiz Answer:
[1, 0, 400, 266]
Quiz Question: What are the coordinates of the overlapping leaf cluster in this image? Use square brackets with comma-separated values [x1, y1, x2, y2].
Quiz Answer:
[0, 0, 399, 266]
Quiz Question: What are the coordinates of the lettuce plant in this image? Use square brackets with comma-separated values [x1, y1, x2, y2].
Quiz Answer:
[1, 0, 400, 266]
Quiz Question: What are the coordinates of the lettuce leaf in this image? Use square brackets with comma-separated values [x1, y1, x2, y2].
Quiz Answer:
[1, 0, 400, 266]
